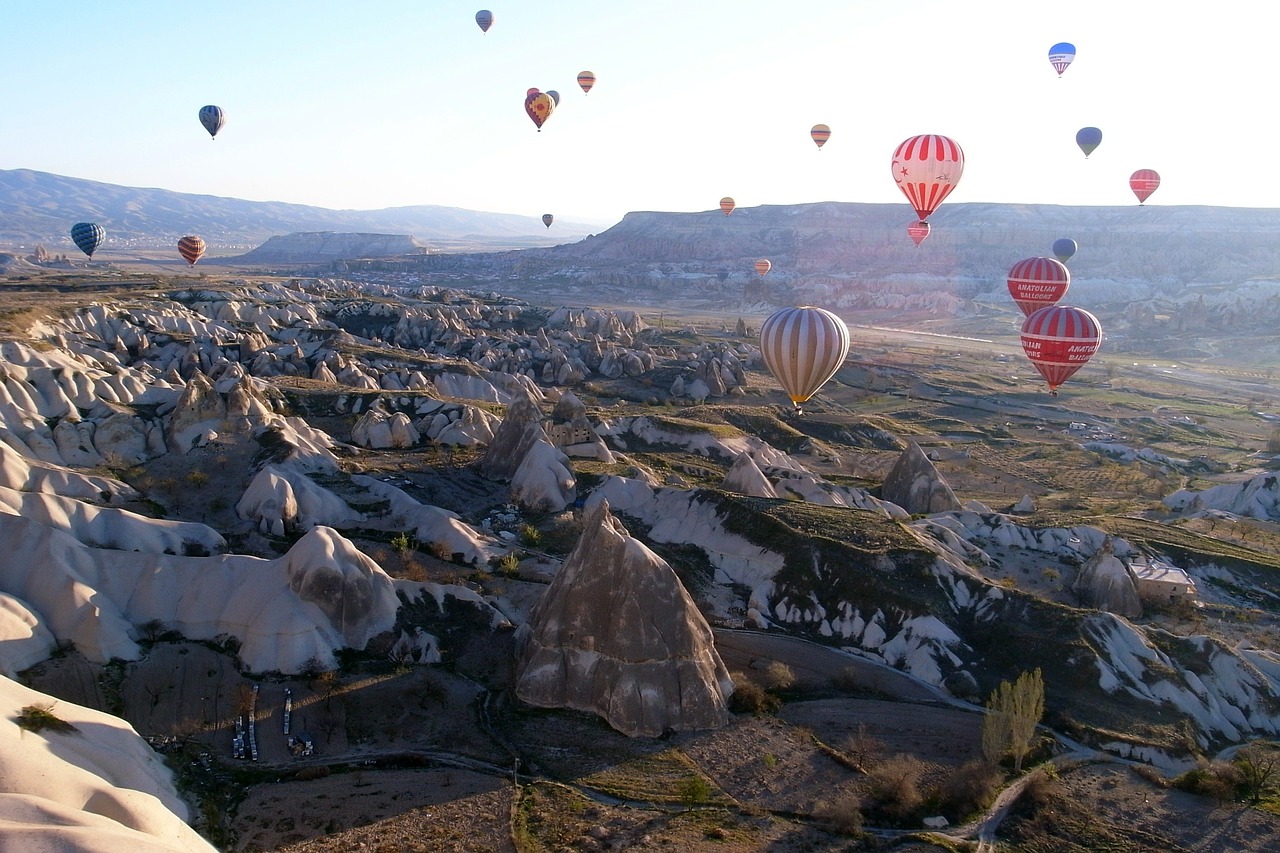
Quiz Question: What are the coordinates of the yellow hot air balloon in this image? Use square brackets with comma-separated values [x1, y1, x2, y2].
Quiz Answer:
[754, 258, 771, 276]
[524, 91, 555, 131]
[720, 197, 735, 215]
[759, 306, 850, 414]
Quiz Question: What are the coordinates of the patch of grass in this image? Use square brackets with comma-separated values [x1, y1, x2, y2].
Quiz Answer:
[577, 748, 730, 806]
[15, 703, 77, 734]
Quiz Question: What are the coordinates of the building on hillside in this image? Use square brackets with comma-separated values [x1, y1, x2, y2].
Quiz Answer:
[1127, 556, 1197, 607]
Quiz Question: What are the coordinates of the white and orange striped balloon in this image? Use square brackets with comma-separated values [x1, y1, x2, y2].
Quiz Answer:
[759, 306, 850, 411]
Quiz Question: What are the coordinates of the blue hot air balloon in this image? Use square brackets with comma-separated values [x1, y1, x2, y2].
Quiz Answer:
[1075, 126, 1102, 158]
[70, 222, 105, 258]
[198, 105, 225, 139]
[475, 9, 493, 32]
[1052, 238, 1077, 264]
[1048, 42, 1076, 76]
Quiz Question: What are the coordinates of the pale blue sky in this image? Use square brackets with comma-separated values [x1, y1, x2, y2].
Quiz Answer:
[3, 1, 1274, 226]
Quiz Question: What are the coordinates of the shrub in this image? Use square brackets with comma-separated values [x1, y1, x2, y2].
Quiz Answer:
[519, 524, 542, 547]
[16, 703, 77, 734]
[728, 672, 780, 715]
[391, 531, 414, 555]
[295, 765, 331, 781]
[676, 774, 713, 806]
[812, 792, 864, 837]
[757, 661, 796, 692]
[937, 760, 1003, 821]
[1174, 762, 1243, 802]
[495, 551, 521, 576]
[866, 754, 926, 822]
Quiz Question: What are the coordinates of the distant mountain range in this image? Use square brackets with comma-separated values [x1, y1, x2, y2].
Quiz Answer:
[0, 168, 600, 254]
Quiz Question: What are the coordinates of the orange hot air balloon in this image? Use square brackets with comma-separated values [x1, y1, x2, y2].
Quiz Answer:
[1020, 305, 1102, 396]
[541, 213, 554, 228]
[177, 235, 206, 266]
[524, 91, 555, 130]
[907, 221, 930, 247]
[1007, 257, 1070, 317]
[754, 259, 772, 276]
[810, 124, 831, 149]
[759, 305, 851, 414]
[720, 197, 735, 215]
[891, 134, 964, 221]
[1130, 169, 1160, 204]
[577, 71, 595, 94]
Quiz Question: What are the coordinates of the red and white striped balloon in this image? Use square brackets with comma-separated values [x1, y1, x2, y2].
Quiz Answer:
[890, 135, 964, 221]
[759, 306, 850, 412]
[1130, 169, 1160, 204]
[1007, 257, 1070, 317]
[1020, 305, 1102, 395]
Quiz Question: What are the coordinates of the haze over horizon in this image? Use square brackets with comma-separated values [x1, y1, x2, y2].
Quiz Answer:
[3, 0, 1276, 226]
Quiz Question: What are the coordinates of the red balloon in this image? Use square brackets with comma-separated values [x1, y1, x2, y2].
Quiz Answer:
[720, 196, 735, 215]
[1007, 257, 1070, 317]
[907, 221, 930, 246]
[1020, 305, 1102, 395]
[1130, 169, 1160, 204]
[890, 134, 964, 221]
[754, 258, 772, 276]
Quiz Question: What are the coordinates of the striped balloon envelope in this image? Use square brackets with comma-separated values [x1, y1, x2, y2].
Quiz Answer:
[810, 124, 831, 149]
[759, 306, 851, 413]
[1007, 257, 1071, 317]
[754, 258, 771, 276]
[890, 135, 964, 222]
[577, 71, 595, 94]
[70, 222, 105, 258]
[177, 235, 206, 265]
[1048, 42, 1076, 76]
[1020, 305, 1102, 396]
[1130, 169, 1160, 204]
[720, 197, 735, 215]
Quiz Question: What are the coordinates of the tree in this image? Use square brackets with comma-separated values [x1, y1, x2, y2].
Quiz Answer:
[1234, 742, 1280, 803]
[981, 668, 1045, 772]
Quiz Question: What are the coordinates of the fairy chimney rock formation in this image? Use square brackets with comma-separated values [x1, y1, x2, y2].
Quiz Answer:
[1073, 536, 1142, 618]
[515, 500, 734, 737]
[480, 396, 544, 481]
[721, 452, 778, 498]
[880, 440, 961, 514]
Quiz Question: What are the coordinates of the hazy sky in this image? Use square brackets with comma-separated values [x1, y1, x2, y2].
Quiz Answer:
[4, 1, 1274, 227]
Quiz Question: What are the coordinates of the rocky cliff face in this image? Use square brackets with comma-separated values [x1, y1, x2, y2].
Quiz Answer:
[515, 500, 733, 738]
[235, 232, 427, 263]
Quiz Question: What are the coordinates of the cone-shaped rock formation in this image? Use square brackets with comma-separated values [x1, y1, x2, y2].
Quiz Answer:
[515, 500, 733, 737]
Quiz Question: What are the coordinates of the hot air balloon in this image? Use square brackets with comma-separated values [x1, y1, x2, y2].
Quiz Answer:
[475, 10, 493, 32]
[891, 135, 964, 222]
[577, 71, 595, 94]
[1052, 238, 1077, 264]
[70, 222, 105, 258]
[759, 306, 851, 414]
[810, 124, 831, 150]
[1076, 127, 1102, 158]
[1130, 169, 1160, 204]
[1020, 305, 1102, 396]
[1007, 257, 1071, 317]
[720, 197, 735, 215]
[546, 90, 561, 107]
[177, 235, 206, 266]
[198, 105, 225, 140]
[907, 221, 930, 247]
[524, 90, 555, 131]
[754, 259, 772, 276]
[1048, 42, 1076, 76]
[541, 214, 554, 228]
